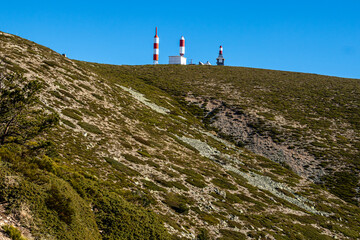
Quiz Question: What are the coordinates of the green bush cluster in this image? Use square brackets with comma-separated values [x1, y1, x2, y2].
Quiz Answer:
[61, 108, 82, 121]
[163, 192, 194, 214]
[2, 225, 27, 240]
[78, 121, 102, 134]
[322, 171, 359, 205]
[0, 71, 170, 239]
[211, 178, 237, 191]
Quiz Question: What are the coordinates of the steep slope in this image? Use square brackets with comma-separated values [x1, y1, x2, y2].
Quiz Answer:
[0, 31, 360, 240]
[81, 64, 360, 204]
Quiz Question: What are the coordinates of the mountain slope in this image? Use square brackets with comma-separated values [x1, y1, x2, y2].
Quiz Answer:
[0, 31, 359, 240]
[80, 63, 359, 204]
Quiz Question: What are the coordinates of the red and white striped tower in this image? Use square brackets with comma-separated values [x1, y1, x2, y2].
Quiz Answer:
[153, 27, 159, 64]
[179, 36, 185, 56]
[216, 45, 225, 66]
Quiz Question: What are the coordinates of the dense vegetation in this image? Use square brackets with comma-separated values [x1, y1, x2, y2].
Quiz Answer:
[0, 71, 170, 239]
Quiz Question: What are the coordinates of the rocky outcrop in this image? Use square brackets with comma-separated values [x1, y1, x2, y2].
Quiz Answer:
[186, 96, 326, 182]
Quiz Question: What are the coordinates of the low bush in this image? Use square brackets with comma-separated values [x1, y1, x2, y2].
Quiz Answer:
[163, 192, 194, 214]
[2, 225, 27, 240]
[46, 185, 75, 224]
[78, 122, 102, 134]
[211, 178, 237, 190]
[61, 109, 82, 121]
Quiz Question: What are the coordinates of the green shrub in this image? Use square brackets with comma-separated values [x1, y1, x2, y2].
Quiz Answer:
[137, 150, 152, 158]
[196, 228, 210, 240]
[46, 185, 75, 224]
[322, 171, 358, 205]
[155, 178, 189, 191]
[79, 107, 97, 117]
[186, 177, 207, 188]
[142, 180, 166, 192]
[211, 178, 237, 190]
[133, 135, 152, 146]
[94, 191, 170, 240]
[191, 207, 219, 225]
[122, 154, 145, 165]
[58, 89, 76, 100]
[78, 122, 102, 134]
[2, 225, 27, 240]
[61, 119, 76, 128]
[163, 193, 194, 214]
[43, 60, 59, 68]
[61, 109, 82, 121]
[78, 83, 93, 91]
[104, 157, 139, 176]
[219, 229, 246, 240]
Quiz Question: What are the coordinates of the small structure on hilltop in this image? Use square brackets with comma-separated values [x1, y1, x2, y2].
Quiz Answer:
[169, 36, 187, 65]
[216, 45, 225, 66]
[151, 27, 226, 66]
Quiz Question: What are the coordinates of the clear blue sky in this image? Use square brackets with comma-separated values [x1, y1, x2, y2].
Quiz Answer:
[1, 0, 359, 79]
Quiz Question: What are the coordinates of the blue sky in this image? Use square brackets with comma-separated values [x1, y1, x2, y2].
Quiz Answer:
[1, 0, 359, 78]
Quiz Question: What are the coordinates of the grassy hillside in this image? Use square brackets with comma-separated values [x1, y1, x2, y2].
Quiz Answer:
[80, 63, 359, 204]
[0, 31, 359, 240]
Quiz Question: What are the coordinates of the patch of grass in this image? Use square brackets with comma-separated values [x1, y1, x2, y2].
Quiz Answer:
[211, 178, 237, 190]
[137, 150, 152, 158]
[58, 89, 76, 100]
[281, 223, 333, 239]
[120, 141, 132, 149]
[185, 177, 207, 188]
[141, 180, 166, 192]
[196, 229, 210, 240]
[258, 111, 275, 121]
[43, 60, 59, 68]
[61, 119, 76, 128]
[122, 154, 145, 165]
[161, 167, 181, 178]
[133, 135, 152, 146]
[79, 108, 97, 117]
[78, 83, 93, 91]
[218, 229, 246, 240]
[155, 178, 189, 191]
[104, 157, 139, 176]
[275, 188, 296, 198]
[61, 108, 82, 121]
[311, 141, 328, 148]
[78, 122, 102, 134]
[50, 90, 67, 102]
[191, 207, 219, 225]
[322, 171, 359, 205]
[163, 192, 194, 214]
